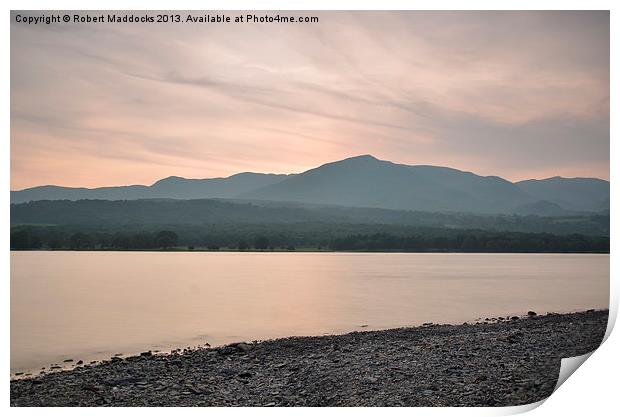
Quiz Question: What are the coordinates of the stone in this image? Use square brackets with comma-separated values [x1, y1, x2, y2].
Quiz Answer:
[234, 343, 253, 353]
[106, 377, 139, 387]
[9, 310, 608, 407]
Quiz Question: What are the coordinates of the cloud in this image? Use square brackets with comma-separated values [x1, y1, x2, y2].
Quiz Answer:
[10, 10, 609, 189]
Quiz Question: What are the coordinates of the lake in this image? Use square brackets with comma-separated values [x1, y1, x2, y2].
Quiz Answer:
[11, 251, 609, 375]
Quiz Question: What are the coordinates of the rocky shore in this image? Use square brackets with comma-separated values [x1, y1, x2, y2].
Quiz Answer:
[11, 310, 608, 407]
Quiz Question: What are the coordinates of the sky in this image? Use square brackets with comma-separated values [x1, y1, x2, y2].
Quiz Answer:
[11, 11, 609, 190]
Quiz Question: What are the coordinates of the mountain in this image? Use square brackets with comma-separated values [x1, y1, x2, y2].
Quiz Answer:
[241, 155, 533, 214]
[11, 155, 609, 215]
[516, 177, 609, 212]
[10, 173, 291, 205]
[9, 185, 152, 203]
[148, 173, 293, 199]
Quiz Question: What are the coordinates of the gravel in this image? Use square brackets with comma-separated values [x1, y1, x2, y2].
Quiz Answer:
[10, 309, 608, 407]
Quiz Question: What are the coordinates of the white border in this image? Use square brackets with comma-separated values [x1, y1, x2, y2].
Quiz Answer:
[3, 1, 617, 415]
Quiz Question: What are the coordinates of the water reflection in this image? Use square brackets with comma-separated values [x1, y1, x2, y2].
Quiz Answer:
[11, 252, 609, 373]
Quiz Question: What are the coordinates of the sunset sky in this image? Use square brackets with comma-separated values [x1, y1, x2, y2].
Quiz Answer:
[11, 11, 609, 190]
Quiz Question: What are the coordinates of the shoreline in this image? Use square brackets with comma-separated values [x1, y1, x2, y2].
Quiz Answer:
[11, 309, 608, 406]
[10, 249, 610, 254]
[10, 307, 607, 379]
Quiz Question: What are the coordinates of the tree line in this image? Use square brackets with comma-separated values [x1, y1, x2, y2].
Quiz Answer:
[331, 232, 609, 253]
[10, 226, 609, 253]
[11, 229, 179, 250]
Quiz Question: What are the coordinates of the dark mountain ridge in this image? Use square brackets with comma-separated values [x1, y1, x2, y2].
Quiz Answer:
[11, 155, 609, 215]
[240, 155, 533, 213]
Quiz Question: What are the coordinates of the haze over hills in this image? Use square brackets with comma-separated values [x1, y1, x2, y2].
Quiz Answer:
[515, 176, 610, 212]
[10, 155, 609, 215]
[10, 198, 610, 237]
[11, 173, 292, 204]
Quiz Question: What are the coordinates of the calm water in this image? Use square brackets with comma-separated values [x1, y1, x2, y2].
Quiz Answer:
[11, 252, 609, 374]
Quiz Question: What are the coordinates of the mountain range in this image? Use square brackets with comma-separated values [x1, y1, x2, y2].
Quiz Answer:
[11, 155, 609, 215]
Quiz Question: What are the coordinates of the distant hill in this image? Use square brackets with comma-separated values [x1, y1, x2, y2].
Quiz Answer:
[516, 176, 610, 212]
[11, 173, 291, 204]
[241, 155, 532, 213]
[512, 200, 572, 217]
[10, 198, 610, 236]
[10, 155, 609, 215]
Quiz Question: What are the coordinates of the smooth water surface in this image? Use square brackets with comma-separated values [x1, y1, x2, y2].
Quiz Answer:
[11, 252, 609, 374]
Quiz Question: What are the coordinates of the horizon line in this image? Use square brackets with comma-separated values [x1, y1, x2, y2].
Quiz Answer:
[10, 154, 610, 192]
